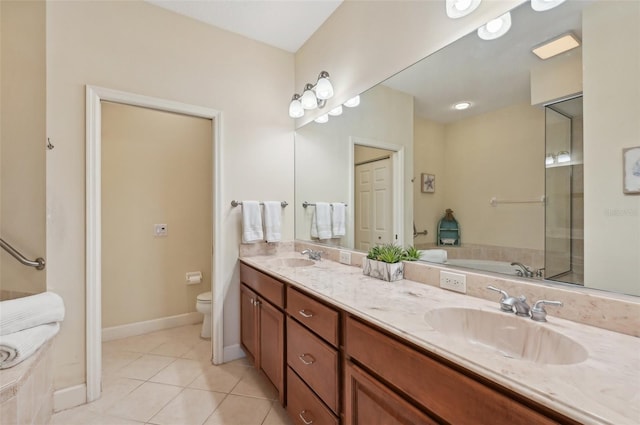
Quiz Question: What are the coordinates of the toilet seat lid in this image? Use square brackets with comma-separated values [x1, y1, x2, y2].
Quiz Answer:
[197, 291, 212, 302]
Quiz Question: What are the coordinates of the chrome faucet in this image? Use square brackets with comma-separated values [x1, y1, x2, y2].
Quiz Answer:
[487, 286, 529, 316]
[512, 296, 530, 317]
[301, 249, 323, 261]
[531, 300, 563, 322]
[511, 262, 534, 278]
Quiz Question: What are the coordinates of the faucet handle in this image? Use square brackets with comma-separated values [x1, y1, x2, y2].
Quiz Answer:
[531, 300, 563, 322]
[487, 286, 514, 312]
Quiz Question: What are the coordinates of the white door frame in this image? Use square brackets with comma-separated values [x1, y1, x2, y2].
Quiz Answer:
[85, 85, 224, 402]
[348, 137, 404, 248]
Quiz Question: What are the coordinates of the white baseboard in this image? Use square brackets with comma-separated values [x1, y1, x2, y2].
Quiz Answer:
[102, 312, 203, 341]
[223, 344, 246, 363]
[54, 384, 87, 412]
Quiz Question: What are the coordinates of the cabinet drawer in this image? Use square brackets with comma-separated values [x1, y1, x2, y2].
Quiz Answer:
[287, 287, 339, 347]
[345, 316, 562, 425]
[287, 367, 338, 425]
[287, 317, 339, 413]
[240, 263, 284, 308]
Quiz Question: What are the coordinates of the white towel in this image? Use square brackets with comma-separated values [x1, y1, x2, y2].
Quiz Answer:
[241, 201, 263, 243]
[331, 203, 346, 237]
[0, 292, 65, 336]
[419, 249, 448, 263]
[263, 201, 282, 242]
[0, 322, 60, 369]
[311, 202, 332, 240]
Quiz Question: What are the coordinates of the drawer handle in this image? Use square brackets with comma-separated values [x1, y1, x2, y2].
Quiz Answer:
[299, 410, 314, 425]
[298, 353, 316, 365]
[298, 309, 314, 318]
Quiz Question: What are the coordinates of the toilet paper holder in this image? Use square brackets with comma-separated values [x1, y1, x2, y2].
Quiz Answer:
[186, 271, 202, 284]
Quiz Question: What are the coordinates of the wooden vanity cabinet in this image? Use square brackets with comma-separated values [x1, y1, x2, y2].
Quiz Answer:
[240, 264, 285, 403]
[285, 287, 341, 425]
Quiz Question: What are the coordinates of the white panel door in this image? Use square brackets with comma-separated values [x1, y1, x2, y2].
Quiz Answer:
[355, 158, 392, 250]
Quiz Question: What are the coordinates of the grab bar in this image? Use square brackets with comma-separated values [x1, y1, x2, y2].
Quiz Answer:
[0, 238, 46, 270]
[489, 196, 545, 206]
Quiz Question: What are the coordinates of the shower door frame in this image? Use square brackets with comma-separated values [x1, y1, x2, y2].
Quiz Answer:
[85, 85, 224, 402]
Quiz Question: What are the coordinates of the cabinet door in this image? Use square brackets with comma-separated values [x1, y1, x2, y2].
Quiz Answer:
[259, 297, 285, 402]
[240, 284, 259, 366]
[345, 362, 438, 425]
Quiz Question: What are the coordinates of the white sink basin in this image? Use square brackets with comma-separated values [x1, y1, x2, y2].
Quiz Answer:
[423, 307, 587, 365]
[270, 258, 315, 268]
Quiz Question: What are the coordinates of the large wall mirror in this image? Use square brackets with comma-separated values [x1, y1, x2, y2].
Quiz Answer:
[295, 0, 640, 296]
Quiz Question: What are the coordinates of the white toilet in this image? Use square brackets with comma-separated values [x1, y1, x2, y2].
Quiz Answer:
[196, 291, 212, 339]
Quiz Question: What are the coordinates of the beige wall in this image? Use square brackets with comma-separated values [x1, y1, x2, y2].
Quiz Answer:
[46, 1, 294, 390]
[441, 103, 544, 250]
[583, 1, 640, 295]
[101, 102, 212, 328]
[0, 1, 46, 296]
[295, 0, 524, 126]
[354, 145, 392, 165]
[530, 48, 582, 106]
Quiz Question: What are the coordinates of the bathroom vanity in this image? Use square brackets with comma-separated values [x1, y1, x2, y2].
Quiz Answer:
[239, 252, 640, 425]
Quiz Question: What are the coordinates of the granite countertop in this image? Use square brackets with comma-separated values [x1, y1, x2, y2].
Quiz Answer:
[240, 252, 640, 425]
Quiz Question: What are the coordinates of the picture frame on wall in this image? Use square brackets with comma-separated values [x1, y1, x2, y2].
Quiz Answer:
[421, 173, 435, 193]
[623, 146, 640, 194]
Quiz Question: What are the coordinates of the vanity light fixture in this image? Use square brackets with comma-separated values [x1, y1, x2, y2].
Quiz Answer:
[531, 0, 566, 12]
[454, 101, 471, 110]
[289, 71, 334, 118]
[532, 33, 580, 60]
[545, 153, 556, 165]
[446, 0, 482, 19]
[344, 95, 361, 108]
[477, 12, 512, 40]
[328, 105, 343, 116]
[314, 114, 329, 124]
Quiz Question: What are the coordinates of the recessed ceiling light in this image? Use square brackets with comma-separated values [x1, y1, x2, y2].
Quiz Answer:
[477, 12, 512, 40]
[532, 33, 581, 60]
[446, 0, 482, 19]
[454, 102, 471, 110]
[531, 0, 567, 12]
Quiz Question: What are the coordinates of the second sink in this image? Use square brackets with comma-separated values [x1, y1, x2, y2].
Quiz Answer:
[423, 307, 587, 365]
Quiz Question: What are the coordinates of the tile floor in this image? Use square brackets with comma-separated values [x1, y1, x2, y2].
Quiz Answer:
[51, 324, 293, 425]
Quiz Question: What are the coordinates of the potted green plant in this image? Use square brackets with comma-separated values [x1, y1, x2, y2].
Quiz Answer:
[363, 243, 417, 281]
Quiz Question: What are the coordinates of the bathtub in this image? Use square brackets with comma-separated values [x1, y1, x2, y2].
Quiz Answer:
[444, 259, 521, 275]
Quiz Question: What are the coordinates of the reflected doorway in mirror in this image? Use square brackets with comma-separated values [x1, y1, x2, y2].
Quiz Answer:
[421, 173, 435, 193]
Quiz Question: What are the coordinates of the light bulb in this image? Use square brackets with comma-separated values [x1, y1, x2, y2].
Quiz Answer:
[478, 12, 511, 40]
[344, 95, 360, 108]
[545, 154, 556, 166]
[315, 75, 334, 100]
[557, 151, 571, 163]
[288, 95, 304, 118]
[300, 84, 318, 110]
[314, 114, 329, 124]
[328, 105, 343, 116]
[531, 0, 566, 12]
[454, 102, 471, 110]
[446, 0, 481, 19]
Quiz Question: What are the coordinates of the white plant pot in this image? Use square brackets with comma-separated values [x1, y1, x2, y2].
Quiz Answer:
[362, 258, 404, 282]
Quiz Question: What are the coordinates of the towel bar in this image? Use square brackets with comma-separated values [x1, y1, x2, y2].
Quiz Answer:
[231, 200, 288, 208]
[302, 201, 348, 208]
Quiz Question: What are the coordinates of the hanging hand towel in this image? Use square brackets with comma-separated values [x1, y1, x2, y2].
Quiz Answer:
[0, 292, 65, 336]
[312, 202, 332, 240]
[0, 322, 60, 369]
[241, 201, 263, 243]
[263, 201, 282, 242]
[331, 203, 346, 237]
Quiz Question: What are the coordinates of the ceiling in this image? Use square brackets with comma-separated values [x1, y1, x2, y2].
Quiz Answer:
[146, 0, 343, 53]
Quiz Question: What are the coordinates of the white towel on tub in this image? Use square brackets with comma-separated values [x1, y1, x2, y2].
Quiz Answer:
[263, 201, 282, 242]
[0, 292, 65, 336]
[241, 201, 263, 243]
[419, 249, 448, 264]
[0, 322, 60, 369]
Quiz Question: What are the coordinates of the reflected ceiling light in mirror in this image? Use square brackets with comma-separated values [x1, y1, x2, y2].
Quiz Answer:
[545, 153, 556, 165]
[328, 105, 343, 116]
[478, 12, 511, 40]
[532, 33, 580, 60]
[454, 101, 471, 110]
[446, 0, 481, 19]
[289, 71, 335, 118]
[531, 0, 566, 12]
[557, 151, 571, 163]
[314, 114, 329, 124]
[344, 95, 360, 108]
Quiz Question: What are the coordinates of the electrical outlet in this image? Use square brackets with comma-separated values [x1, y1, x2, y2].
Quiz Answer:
[339, 250, 351, 265]
[440, 271, 466, 293]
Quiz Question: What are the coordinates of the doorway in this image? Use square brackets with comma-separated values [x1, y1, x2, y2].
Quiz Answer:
[86, 86, 223, 402]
